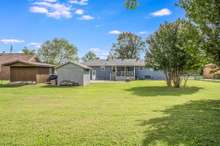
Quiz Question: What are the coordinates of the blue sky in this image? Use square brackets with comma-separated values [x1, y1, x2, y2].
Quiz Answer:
[0, 0, 185, 58]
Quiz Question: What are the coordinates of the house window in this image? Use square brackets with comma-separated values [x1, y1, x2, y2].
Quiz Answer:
[127, 67, 134, 71]
[149, 68, 153, 71]
[139, 67, 144, 70]
[100, 66, 105, 71]
[116, 67, 124, 76]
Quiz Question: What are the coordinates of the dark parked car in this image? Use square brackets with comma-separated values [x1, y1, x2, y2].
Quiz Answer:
[48, 74, 57, 81]
[47, 74, 58, 85]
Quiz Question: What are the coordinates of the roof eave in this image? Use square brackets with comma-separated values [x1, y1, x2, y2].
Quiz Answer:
[56, 62, 92, 70]
[2, 60, 55, 68]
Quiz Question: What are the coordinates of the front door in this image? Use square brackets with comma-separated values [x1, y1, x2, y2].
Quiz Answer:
[91, 70, 96, 80]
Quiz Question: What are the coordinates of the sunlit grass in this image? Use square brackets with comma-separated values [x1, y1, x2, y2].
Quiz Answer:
[0, 80, 219, 146]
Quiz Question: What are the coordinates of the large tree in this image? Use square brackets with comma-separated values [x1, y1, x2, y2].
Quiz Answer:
[37, 38, 78, 65]
[146, 20, 206, 88]
[110, 32, 145, 60]
[82, 51, 98, 62]
[179, 0, 220, 65]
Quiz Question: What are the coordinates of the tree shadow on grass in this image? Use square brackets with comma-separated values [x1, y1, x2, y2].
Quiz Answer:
[126, 86, 202, 97]
[139, 100, 220, 146]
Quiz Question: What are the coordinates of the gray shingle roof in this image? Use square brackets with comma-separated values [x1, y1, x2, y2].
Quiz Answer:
[83, 59, 145, 67]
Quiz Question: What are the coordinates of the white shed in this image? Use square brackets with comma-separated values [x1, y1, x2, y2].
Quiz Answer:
[56, 62, 91, 86]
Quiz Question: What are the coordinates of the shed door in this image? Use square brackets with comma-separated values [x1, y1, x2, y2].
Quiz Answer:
[10, 67, 37, 82]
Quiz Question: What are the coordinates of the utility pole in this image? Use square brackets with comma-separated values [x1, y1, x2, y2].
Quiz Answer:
[10, 44, 13, 53]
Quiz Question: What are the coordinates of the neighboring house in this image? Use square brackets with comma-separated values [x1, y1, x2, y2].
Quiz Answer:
[56, 62, 91, 86]
[0, 53, 39, 80]
[203, 64, 220, 79]
[3, 60, 55, 83]
[83, 59, 165, 81]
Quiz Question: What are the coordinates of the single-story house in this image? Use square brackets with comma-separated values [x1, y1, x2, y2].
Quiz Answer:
[0, 53, 39, 80]
[3, 60, 55, 83]
[56, 62, 91, 86]
[203, 64, 220, 79]
[83, 59, 165, 81]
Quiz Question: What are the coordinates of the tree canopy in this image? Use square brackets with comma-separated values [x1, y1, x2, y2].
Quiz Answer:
[37, 38, 78, 65]
[22, 47, 36, 55]
[110, 32, 145, 60]
[125, 0, 220, 65]
[125, 0, 138, 9]
[146, 20, 206, 88]
[82, 51, 98, 62]
[179, 0, 220, 65]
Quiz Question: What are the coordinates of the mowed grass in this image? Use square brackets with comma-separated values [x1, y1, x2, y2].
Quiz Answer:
[0, 80, 220, 146]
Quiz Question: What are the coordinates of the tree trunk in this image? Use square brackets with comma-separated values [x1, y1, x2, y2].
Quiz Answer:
[164, 70, 172, 87]
[172, 70, 181, 88]
[173, 80, 180, 88]
[183, 74, 189, 88]
[166, 79, 172, 87]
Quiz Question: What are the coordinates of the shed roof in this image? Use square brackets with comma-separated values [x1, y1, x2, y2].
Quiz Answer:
[0, 53, 38, 65]
[56, 62, 92, 70]
[83, 59, 145, 67]
[2, 60, 55, 67]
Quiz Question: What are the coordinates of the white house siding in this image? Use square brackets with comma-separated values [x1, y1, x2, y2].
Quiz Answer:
[57, 63, 90, 86]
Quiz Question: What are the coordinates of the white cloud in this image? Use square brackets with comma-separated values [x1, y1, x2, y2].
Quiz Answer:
[150, 8, 172, 17]
[139, 31, 148, 35]
[30, 1, 72, 19]
[79, 15, 94, 20]
[90, 48, 100, 53]
[30, 6, 48, 14]
[0, 39, 25, 45]
[109, 30, 121, 35]
[75, 9, 84, 15]
[69, 0, 88, 6]
[27, 42, 42, 49]
[29, 0, 93, 19]
[43, 0, 57, 2]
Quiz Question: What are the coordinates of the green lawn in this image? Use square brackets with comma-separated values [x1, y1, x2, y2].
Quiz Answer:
[0, 80, 219, 146]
